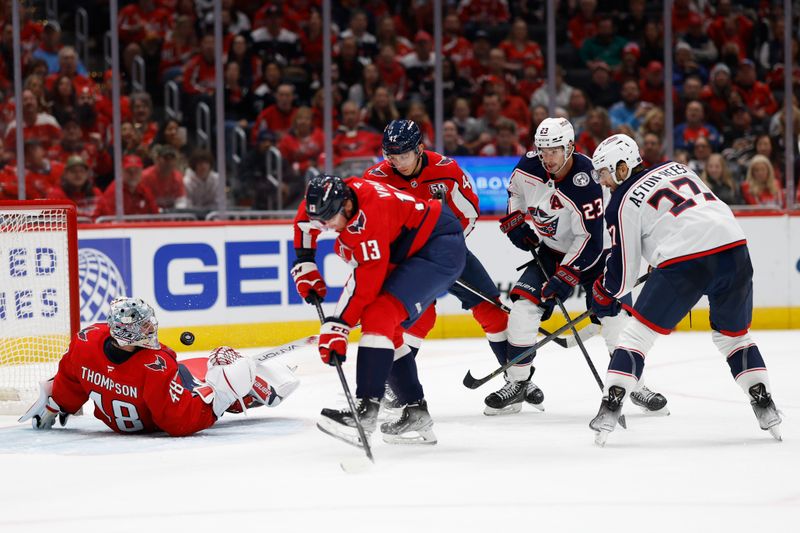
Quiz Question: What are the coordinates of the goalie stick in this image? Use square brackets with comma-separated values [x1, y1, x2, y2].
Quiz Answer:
[453, 278, 600, 348]
[247, 335, 319, 365]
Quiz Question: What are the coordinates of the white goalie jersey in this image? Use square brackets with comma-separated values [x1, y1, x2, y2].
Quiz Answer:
[603, 161, 747, 297]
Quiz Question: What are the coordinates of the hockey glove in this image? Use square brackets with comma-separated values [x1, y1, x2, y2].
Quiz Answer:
[499, 210, 539, 251]
[319, 318, 350, 366]
[196, 346, 257, 417]
[290, 261, 327, 303]
[591, 278, 621, 318]
[542, 265, 580, 301]
[18, 379, 68, 430]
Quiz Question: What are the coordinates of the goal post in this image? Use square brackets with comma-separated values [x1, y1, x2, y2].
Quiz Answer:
[0, 201, 79, 414]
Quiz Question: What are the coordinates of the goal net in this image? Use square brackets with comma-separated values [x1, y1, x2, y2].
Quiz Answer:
[0, 201, 79, 414]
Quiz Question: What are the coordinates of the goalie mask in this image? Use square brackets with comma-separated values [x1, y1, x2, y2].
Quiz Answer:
[107, 298, 160, 349]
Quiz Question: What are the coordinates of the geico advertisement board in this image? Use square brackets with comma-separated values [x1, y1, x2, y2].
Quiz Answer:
[76, 216, 798, 335]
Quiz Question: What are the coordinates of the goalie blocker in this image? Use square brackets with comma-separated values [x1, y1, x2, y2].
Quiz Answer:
[20, 298, 300, 435]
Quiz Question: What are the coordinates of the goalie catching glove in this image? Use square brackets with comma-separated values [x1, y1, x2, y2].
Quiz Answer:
[194, 347, 257, 417]
[499, 210, 539, 251]
[18, 379, 72, 429]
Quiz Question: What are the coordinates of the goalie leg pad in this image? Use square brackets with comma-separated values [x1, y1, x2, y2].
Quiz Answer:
[254, 360, 300, 406]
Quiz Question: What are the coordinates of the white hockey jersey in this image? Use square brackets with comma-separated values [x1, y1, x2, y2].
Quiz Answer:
[603, 161, 747, 298]
[507, 151, 608, 273]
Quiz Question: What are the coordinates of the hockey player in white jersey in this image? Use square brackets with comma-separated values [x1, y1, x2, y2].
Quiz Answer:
[492, 118, 667, 415]
[588, 133, 782, 445]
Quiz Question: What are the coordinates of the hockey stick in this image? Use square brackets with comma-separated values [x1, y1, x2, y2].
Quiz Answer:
[529, 250, 626, 428]
[463, 272, 651, 390]
[453, 278, 599, 349]
[311, 297, 374, 463]
[247, 335, 319, 365]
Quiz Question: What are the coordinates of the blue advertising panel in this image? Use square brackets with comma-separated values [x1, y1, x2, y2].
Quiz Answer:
[452, 156, 519, 215]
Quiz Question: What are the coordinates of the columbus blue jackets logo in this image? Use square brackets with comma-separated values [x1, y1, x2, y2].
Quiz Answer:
[347, 210, 367, 234]
[573, 172, 591, 187]
[145, 355, 167, 372]
[532, 210, 559, 238]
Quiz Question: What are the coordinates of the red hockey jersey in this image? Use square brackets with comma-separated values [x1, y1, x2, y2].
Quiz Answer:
[363, 151, 480, 234]
[293, 177, 443, 326]
[51, 324, 216, 436]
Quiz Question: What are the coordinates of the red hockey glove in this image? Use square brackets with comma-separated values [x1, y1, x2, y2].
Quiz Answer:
[542, 265, 580, 301]
[591, 278, 621, 318]
[499, 210, 539, 251]
[319, 318, 350, 366]
[290, 261, 327, 303]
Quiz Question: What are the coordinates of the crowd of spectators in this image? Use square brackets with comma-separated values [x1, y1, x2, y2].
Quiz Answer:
[0, 0, 798, 218]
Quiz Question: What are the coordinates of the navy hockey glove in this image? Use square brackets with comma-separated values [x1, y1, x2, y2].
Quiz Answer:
[499, 210, 539, 251]
[542, 265, 579, 301]
[591, 278, 621, 318]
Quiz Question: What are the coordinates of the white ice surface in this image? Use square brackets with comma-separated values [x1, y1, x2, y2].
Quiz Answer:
[1, 331, 798, 532]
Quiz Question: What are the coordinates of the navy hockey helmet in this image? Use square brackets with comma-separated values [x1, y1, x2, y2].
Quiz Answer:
[382, 120, 422, 155]
[305, 174, 348, 221]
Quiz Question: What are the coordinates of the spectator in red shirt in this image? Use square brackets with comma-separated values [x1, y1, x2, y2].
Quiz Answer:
[707, 0, 753, 58]
[488, 78, 530, 143]
[118, 0, 172, 45]
[251, 83, 298, 144]
[500, 18, 544, 74]
[94, 155, 159, 219]
[442, 13, 472, 66]
[4, 89, 61, 151]
[44, 46, 94, 97]
[640, 132, 666, 168]
[374, 45, 407, 103]
[458, 29, 492, 81]
[333, 100, 382, 163]
[48, 115, 111, 179]
[567, 0, 599, 50]
[300, 8, 333, 73]
[406, 101, 435, 146]
[700, 63, 734, 127]
[741, 154, 783, 207]
[159, 14, 197, 83]
[46, 155, 102, 219]
[141, 145, 186, 209]
[183, 33, 216, 98]
[614, 42, 642, 84]
[575, 107, 611, 156]
[458, 0, 511, 42]
[673, 100, 723, 152]
[638, 61, 668, 107]
[479, 117, 525, 156]
[277, 106, 324, 176]
[375, 15, 412, 57]
[128, 92, 159, 149]
[0, 139, 64, 200]
[734, 59, 778, 122]
[465, 92, 503, 153]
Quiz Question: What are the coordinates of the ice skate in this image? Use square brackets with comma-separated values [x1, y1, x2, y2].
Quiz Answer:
[484, 378, 527, 415]
[590, 386, 626, 447]
[380, 399, 437, 445]
[317, 398, 380, 448]
[630, 385, 669, 415]
[524, 381, 545, 411]
[380, 383, 404, 418]
[748, 383, 782, 441]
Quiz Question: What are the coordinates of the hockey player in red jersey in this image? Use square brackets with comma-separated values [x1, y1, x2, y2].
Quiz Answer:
[20, 298, 299, 436]
[291, 174, 466, 445]
[362, 120, 510, 413]
[588, 134, 782, 445]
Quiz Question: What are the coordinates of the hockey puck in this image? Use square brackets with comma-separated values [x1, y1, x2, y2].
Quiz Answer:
[180, 331, 195, 346]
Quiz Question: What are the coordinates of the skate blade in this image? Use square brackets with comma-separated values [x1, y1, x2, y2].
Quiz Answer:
[316, 420, 370, 450]
[636, 405, 670, 416]
[767, 424, 782, 441]
[483, 403, 523, 416]
[594, 430, 610, 447]
[382, 427, 437, 445]
[527, 402, 545, 412]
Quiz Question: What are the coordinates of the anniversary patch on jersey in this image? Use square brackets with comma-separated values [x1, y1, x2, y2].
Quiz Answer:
[347, 210, 367, 234]
[429, 182, 448, 197]
[573, 172, 591, 187]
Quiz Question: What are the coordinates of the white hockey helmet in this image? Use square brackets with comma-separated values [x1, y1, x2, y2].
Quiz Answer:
[534, 117, 575, 174]
[107, 297, 160, 349]
[592, 134, 643, 185]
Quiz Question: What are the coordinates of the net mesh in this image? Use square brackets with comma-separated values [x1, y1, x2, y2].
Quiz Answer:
[0, 206, 73, 413]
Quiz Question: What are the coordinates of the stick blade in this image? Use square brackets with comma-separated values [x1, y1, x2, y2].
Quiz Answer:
[462, 370, 482, 389]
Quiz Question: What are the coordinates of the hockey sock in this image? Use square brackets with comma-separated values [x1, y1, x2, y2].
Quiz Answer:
[388, 350, 424, 404]
[606, 347, 645, 396]
[506, 343, 534, 381]
[712, 331, 771, 395]
[355, 334, 396, 399]
[488, 339, 508, 365]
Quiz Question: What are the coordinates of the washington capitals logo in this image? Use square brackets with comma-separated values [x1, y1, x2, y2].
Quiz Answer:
[77, 326, 99, 341]
[145, 355, 167, 372]
[531, 208, 559, 238]
[347, 210, 367, 234]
